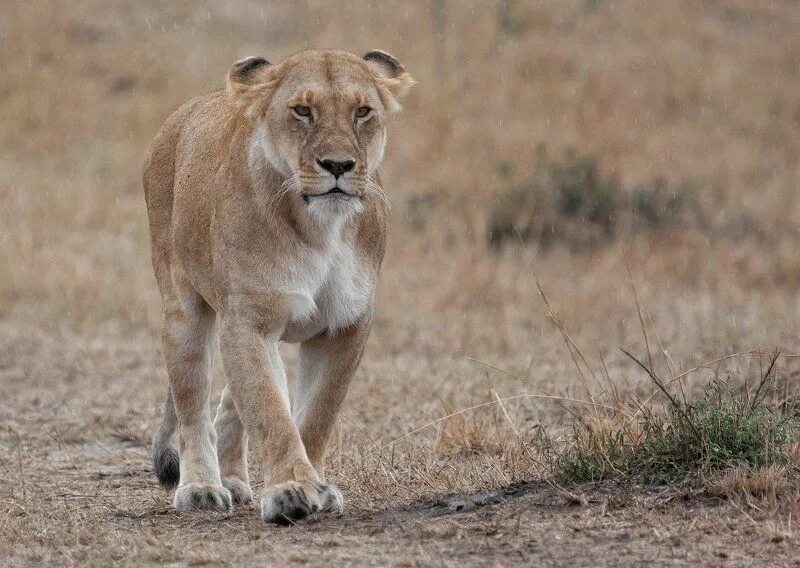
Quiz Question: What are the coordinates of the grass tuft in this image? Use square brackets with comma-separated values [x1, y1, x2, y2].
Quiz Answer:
[553, 352, 798, 484]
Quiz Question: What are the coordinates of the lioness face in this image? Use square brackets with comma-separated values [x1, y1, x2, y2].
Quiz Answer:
[232, 50, 414, 219]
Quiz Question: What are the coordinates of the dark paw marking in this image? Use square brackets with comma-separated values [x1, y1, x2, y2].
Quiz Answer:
[261, 482, 321, 524]
[153, 446, 179, 489]
[175, 484, 232, 512]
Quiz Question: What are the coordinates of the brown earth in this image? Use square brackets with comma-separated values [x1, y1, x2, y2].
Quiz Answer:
[3, 321, 800, 566]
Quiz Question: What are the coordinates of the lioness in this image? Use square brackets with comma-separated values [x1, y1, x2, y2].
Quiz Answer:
[143, 49, 413, 523]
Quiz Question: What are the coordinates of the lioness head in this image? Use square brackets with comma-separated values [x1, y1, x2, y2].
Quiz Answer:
[227, 49, 414, 219]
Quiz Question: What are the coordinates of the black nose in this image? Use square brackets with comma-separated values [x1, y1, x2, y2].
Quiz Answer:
[318, 158, 355, 178]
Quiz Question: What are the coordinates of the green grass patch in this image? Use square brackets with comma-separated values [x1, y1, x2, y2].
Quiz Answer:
[552, 353, 799, 484]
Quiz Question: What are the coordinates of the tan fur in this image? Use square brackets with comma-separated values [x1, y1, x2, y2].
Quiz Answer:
[143, 49, 413, 522]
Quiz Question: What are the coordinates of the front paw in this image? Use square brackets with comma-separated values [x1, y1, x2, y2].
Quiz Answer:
[222, 475, 253, 504]
[174, 483, 232, 512]
[261, 481, 321, 524]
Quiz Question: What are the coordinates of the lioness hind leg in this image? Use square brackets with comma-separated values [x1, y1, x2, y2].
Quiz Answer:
[162, 289, 231, 512]
[152, 386, 179, 488]
[214, 385, 252, 503]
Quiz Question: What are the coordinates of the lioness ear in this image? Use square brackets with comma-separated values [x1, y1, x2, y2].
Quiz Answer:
[363, 50, 415, 112]
[230, 56, 271, 85]
[226, 56, 278, 116]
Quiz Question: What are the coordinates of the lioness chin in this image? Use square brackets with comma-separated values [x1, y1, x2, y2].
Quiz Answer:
[142, 49, 413, 523]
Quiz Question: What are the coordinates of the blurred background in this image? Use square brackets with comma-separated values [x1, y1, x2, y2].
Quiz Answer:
[3, 0, 800, 343]
[2, 0, 800, 522]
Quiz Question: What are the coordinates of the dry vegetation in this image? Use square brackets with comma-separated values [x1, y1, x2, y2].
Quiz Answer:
[2, 0, 800, 565]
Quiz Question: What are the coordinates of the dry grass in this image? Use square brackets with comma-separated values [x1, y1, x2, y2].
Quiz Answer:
[711, 465, 791, 502]
[2, 0, 800, 565]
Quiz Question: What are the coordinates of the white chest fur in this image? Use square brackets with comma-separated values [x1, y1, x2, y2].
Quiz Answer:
[281, 233, 374, 343]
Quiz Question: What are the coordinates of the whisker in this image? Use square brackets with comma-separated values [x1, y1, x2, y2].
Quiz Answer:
[363, 178, 391, 211]
[267, 175, 300, 216]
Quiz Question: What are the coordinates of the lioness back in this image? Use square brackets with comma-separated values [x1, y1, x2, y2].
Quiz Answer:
[143, 90, 234, 299]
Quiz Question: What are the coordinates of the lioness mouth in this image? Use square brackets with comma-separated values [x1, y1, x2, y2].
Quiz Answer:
[304, 187, 354, 201]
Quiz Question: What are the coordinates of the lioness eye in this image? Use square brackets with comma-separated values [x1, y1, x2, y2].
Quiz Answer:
[355, 106, 372, 119]
[292, 105, 312, 117]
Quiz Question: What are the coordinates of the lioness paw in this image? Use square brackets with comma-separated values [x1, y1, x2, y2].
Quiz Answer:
[261, 481, 321, 524]
[174, 483, 232, 512]
[222, 475, 253, 504]
[317, 483, 344, 514]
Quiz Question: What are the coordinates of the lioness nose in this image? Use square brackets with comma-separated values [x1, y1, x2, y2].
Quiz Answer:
[318, 158, 355, 178]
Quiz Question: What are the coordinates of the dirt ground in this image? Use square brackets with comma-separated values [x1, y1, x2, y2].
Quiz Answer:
[3, 319, 800, 567]
[3, 1, 800, 566]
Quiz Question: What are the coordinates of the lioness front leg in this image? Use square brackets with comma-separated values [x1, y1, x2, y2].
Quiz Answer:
[293, 313, 373, 512]
[218, 307, 324, 523]
[162, 291, 231, 512]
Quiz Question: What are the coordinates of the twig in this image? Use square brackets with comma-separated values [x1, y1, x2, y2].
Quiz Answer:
[623, 248, 654, 374]
[490, 389, 520, 437]
[529, 264, 604, 416]
[749, 350, 781, 413]
[466, 356, 580, 418]
[375, 394, 618, 453]
[620, 347, 702, 441]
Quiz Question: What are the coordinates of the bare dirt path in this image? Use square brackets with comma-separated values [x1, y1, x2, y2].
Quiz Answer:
[1, 325, 796, 567]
